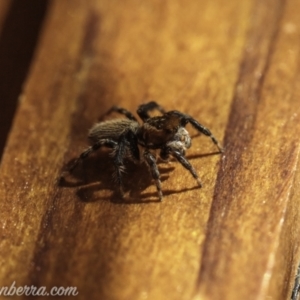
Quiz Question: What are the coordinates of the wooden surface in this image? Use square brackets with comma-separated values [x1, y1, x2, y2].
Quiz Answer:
[0, 0, 300, 299]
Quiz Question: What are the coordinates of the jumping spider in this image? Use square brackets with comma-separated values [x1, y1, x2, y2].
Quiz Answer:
[69, 101, 223, 201]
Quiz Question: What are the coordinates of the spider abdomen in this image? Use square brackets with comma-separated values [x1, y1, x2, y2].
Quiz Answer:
[88, 119, 139, 143]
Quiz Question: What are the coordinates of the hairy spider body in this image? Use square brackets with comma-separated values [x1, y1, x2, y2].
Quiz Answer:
[70, 101, 223, 201]
[89, 119, 139, 143]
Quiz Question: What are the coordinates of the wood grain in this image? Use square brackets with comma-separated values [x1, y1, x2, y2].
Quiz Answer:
[0, 0, 300, 299]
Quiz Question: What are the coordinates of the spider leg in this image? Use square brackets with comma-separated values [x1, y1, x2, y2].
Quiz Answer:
[69, 139, 117, 172]
[113, 129, 140, 197]
[144, 150, 163, 201]
[137, 101, 165, 121]
[159, 147, 170, 161]
[188, 118, 223, 152]
[100, 105, 138, 121]
[167, 111, 224, 152]
[165, 146, 202, 187]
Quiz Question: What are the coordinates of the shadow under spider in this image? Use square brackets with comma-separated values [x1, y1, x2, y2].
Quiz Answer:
[186, 150, 222, 160]
[59, 148, 219, 204]
[75, 182, 202, 204]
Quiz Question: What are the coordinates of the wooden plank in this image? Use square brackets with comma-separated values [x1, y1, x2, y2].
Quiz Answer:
[196, 0, 300, 299]
[0, 0, 299, 299]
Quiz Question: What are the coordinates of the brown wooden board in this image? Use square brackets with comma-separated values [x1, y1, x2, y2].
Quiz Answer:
[0, 0, 300, 299]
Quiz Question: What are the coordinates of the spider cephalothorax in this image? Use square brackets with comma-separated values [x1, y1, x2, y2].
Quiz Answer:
[69, 101, 223, 201]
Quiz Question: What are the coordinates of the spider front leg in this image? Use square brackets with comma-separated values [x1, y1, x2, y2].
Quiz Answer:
[166, 111, 224, 153]
[188, 118, 224, 153]
[161, 146, 202, 187]
[137, 101, 165, 121]
[69, 139, 117, 173]
[144, 150, 163, 201]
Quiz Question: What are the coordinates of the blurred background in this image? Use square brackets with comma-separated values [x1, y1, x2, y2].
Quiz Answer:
[0, 0, 49, 160]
